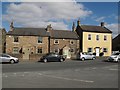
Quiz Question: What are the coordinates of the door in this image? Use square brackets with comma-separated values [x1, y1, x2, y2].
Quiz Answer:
[23, 47, 30, 60]
[63, 46, 71, 59]
[96, 48, 100, 56]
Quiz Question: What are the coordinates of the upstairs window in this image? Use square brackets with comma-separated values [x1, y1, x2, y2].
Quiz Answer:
[54, 39, 59, 44]
[70, 40, 74, 44]
[14, 36, 19, 42]
[88, 34, 91, 40]
[96, 35, 99, 41]
[104, 35, 107, 41]
[38, 37, 43, 43]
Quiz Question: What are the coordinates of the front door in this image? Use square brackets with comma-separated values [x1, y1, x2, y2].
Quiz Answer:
[23, 47, 30, 60]
[63, 46, 71, 59]
[96, 48, 100, 56]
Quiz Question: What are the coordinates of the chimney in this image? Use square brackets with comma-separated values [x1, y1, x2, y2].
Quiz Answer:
[46, 24, 52, 32]
[77, 19, 80, 26]
[10, 21, 14, 31]
[101, 22, 105, 27]
[72, 22, 76, 32]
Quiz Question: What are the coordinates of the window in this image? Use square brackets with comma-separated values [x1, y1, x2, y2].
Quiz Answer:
[70, 48, 74, 53]
[38, 37, 43, 43]
[14, 36, 19, 42]
[103, 48, 108, 53]
[96, 35, 99, 41]
[13, 47, 19, 54]
[70, 40, 74, 44]
[54, 39, 59, 44]
[88, 34, 91, 40]
[37, 48, 42, 54]
[54, 49, 59, 53]
[104, 35, 107, 41]
[87, 48, 92, 52]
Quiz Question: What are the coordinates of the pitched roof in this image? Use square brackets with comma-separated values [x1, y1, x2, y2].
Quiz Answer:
[7, 27, 49, 36]
[50, 30, 79, 39]
[79, 25, 112, 33]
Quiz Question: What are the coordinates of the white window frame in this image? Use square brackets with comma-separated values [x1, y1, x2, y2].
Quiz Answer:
[104, 35, 107, 41]
[87, 48, 92, 53]
[96, 35, 99, 41]
[70, 40, 74, 45]
[54, 39, 59, 44]
[38, 37, 43, 44]
[13, 47, 19, 54]
[88, 34, 91, 40]
[103, 48, 108, 53]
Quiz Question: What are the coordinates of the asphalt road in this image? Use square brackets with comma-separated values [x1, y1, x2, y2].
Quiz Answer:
[2, 58, 118, 88]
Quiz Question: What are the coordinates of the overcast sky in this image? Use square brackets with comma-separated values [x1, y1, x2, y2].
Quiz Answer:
[1, 0, 119, 38]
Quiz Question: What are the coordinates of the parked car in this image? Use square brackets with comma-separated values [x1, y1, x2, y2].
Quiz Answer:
[107, 52, 120, 62]
[79, 52, 96, 61]
[0, 54, 19, 64]
[39, 53, 66, 63]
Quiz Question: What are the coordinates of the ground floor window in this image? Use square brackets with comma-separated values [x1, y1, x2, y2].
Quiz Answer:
[13, 47, 19, 54]
[54, 49, 59, 53]
[103, 48, 108, 53]
[87, 48, 92, 53]
[37, 48, 42, 54]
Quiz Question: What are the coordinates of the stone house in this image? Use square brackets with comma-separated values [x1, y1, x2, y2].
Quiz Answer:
[75, 20, 112, 56]
[0, 28, 6, 53]
[6, 22, 79, 60]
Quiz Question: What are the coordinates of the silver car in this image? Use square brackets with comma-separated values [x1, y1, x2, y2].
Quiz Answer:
[80, 52, 96, 61]
[0, 54, 19, 64]
[107, 52, 120, 62]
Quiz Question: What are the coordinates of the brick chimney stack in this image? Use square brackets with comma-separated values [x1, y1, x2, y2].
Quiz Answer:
[101, 22, 105, 27]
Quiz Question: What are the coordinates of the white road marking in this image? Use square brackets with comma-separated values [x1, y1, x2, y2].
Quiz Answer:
[38, 73, 94, 83]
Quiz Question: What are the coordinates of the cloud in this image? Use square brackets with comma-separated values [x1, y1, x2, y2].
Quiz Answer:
[106, 23, 119, 38]
[95, 16, 105, 22]
[2, 2, 92, 30]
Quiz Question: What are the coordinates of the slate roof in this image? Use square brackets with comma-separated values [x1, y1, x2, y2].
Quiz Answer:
[79, 25, 112, 33]
[7, 27, 49, 36]
[50, 30, 79, 39]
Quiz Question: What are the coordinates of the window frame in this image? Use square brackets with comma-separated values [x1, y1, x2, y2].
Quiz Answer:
[103, 48, 108, 53]
[54, 39, 59, 44]
[104, 35, 107, 41]
[14, 36, 19, 42]
[88, 34, 91, 40]
[38, 36, 43, 44]
[87, 47, 93, 53]
[37, 48, 42, 54]
[13, 47, 19, 54]
[96, 35, 99, 41]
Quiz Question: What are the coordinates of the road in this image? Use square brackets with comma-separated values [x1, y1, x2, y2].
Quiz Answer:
[2, 58, 118, 88]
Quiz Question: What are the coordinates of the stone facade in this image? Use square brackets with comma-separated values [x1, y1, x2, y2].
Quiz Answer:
[0, 28, 6, 53]
[50, 39, 79, 59]
[6, 35, 49, 60]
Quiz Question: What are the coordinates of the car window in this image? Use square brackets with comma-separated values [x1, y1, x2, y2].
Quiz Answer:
[2, 54, 10, 58]
[113, 53, 120, 55]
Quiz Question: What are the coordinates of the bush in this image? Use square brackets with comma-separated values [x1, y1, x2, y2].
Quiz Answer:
[99, 52, 104, 57]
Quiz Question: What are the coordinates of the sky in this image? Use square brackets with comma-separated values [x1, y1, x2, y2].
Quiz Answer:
[1, 0, 119, 38]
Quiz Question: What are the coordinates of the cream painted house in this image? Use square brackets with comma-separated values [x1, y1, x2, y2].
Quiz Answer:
[76, 20, 112, 56]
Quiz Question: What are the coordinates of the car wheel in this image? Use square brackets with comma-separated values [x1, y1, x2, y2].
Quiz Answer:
[81, 57, 85, 61]
[10, 59, 15, 64]
[92, 57, 96, 60]
[43, 59, 47, 63]
[60, 58, 64, 62]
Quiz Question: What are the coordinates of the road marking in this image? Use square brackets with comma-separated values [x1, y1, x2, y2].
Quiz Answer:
[38, 73, 94, 83]
[109, 69, 118, 71]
